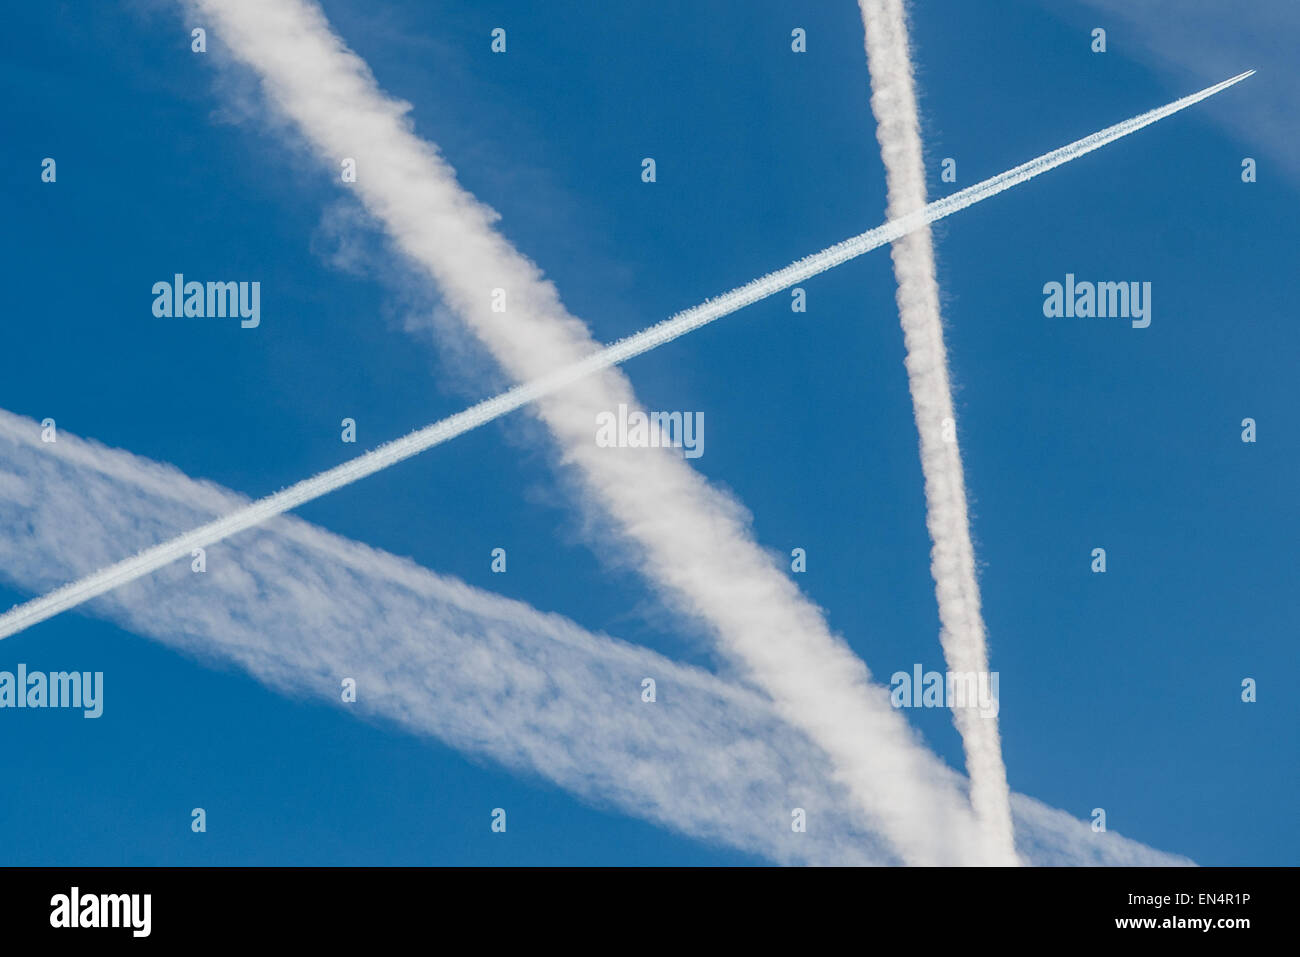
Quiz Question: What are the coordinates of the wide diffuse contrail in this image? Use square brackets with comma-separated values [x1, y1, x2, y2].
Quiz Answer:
[0, 69, 1252, 643]
[0, 407, 1194, 866]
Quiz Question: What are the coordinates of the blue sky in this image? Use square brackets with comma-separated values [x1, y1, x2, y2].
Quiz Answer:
[0, 0, 1294, 864]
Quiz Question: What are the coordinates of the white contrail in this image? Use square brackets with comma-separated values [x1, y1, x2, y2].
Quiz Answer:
[0, 53, 1250, 867]
[859, 4, 1248, 864]
[0, 69, 1247, 645]
[11, 0, 1253, 861]
[0, 409, 1194, 866]
[187, 0, 1254, 866]
[198, 0, 1253, 866]
[858, 0, 1018, 863]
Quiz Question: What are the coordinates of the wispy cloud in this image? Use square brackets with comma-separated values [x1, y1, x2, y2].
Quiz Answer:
[178, 0, 1250, 863]
[0, 409, 1190, 866]
[0, 0, 1247, 862]
[169, 0, 946, 865]
[1069, 0, 1295, 182]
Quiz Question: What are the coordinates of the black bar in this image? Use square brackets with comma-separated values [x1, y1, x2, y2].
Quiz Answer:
[1, 865, 1287, 943]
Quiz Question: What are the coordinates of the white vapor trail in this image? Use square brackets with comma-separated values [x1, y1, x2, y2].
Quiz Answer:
[0, 409, 1192, 866]
[0, 67, 1249, 648]
[1, 1, 1250, 859]
[184, 0, 1249, 865]
[857, 0, 1016, 863]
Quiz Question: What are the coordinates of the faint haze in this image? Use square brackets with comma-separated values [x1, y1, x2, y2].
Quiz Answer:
[1062, 0, 1298, 183]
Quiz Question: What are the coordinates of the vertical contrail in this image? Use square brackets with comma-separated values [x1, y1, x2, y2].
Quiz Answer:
[851, 12, 1254, 868]
[860, 0, 1008, 864]
[858, 0, 1017, 864]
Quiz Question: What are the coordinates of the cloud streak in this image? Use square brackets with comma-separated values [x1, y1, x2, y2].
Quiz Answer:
[4, 0, 1251, 861]
[177, 0, 976, 864]
[0, 409, 1190, 866]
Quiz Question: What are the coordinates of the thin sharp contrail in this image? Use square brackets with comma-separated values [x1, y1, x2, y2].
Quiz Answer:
[0, 69, 1252, 643]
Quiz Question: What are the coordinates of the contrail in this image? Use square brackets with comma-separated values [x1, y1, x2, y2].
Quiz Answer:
[859, 0, 1018, 863]
[190, 0, 1254, 867]
[6, 12, 1252, 864]
[0, 70, 1250, 647]
[0, 408, 1192, 866]
[859, 17, 1251, 867]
